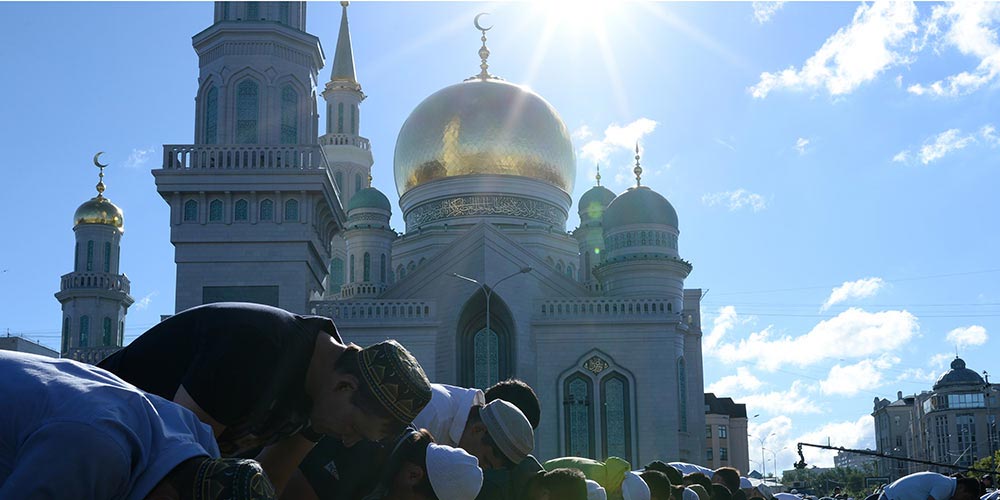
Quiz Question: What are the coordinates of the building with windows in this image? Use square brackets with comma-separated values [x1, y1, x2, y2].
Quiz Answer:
[833, 449, 877, 471]
[873, 357, 999, 481]
[143, 1, 707, 465]
[705, 393, 750, 474]
[55, 158, 134, 364]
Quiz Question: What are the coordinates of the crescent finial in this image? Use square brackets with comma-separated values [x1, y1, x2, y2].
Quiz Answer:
[93, 151, 109, 169]
[474, 12, 493, 32]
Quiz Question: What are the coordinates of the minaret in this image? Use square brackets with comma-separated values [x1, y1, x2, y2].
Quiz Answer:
[56, 153, 134, 364]
[341, 175, 395, 299]
[573, 165, 616, 290]
[321, 1, 374, 208]
[153, 2, 345, 314]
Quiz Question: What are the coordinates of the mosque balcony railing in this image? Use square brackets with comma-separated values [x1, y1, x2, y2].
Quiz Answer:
[309, 299, 435, 322]
[318, 133, 371, 150]
[534, 298, 682, 320]
[162, 144, 329, 170]
[65, 346, 122, 365]
[59, 272, 131, 295]
[339, 282, 387, 299]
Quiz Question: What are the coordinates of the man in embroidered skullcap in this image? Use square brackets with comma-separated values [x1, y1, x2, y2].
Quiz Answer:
[99, 302, 432, 495]
[0, 350, 279, 500]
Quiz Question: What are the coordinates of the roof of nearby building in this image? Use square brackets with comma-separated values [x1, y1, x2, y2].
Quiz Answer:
[705, 392, 748, 418]
[933, 357, 985, 390]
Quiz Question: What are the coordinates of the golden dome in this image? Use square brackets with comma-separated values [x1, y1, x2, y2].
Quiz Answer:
[393, 78, 576, 196]
[74, 196, 124, 230]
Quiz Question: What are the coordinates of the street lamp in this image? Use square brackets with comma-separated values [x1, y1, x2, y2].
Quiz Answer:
[750, 432, 775, 478]
[768, 446, 787, 479]
[452, 267, 532, 384]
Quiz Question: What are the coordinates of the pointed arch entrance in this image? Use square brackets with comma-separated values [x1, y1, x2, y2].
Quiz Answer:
[457, 290, 515, 389]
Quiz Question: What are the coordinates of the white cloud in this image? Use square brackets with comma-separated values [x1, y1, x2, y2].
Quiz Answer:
[578, 119, 658, 183]
[789, 415, 876, 467]
[821, 277, 885, 311]
[702, 189, 768, 212]
[740, 380, 821, 415]
[946, 325, 988, 348]
[707, 366, 765, 395]
[929, 352, 953, 369]
[908, 2, 1000, 97]
[918, 128, 976, 164]
[819, 355, 899, 396]
[982, 124, 1000, 146]
[750, 1, 918, 98]
[892, 150, 910, 163]
[714, 307, 919, 369]
[134, 291, 158, 310]
[894, 367, 941, 384]
[794, 137, 810, 155]
[125, 146, 156, 168]
[752, 1, 785, 25]
[705, 305, 738, 351]
[715, 138, 737, 152]
[572, 125, 593, 141]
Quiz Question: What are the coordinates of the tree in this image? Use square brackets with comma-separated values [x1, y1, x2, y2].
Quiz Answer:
[969, 450, 999, 480]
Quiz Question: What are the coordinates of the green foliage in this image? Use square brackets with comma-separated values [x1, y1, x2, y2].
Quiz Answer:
[970, 450, 1000, 479]
[780, 464, 879, 499]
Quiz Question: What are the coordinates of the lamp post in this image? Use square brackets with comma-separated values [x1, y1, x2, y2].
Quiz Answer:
[452, 267, 532, 385]
[751, 432, 775, 478]
[768, 446, 787, 479]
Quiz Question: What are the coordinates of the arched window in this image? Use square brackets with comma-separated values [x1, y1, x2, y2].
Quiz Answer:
[104, 242, 111, 273]
[284, 199, 299, 221]
[354, 173, 362, 193]
[246, 2, 258, 19]
[349, 254, 355, 282]
[326, 103, 333, 134]
[334, 171, 343, 190]
[380, 254, 386, 283]
[473, 328, 500, 389]
[86, 241, 94, 271]
[337, 102, 344, 133]
[602, 373, 632, 461]
[209, 199, 223, 222]
[235, 79, 259, 144]
[79, 316, 90, 347]
[259, 199, 274, 221]
[62, 317, 70, 353]
[75, 243, 79, 272]
[234, 199, 249, 221]
[183, 200, 198, 222]
[677, 357, 688, 431]
[350, 105, 356, 134]
[204, 86, 218, 144]
[119, 320, 124, 345]
[221, 2, 230, 20]
[564, 373, 594, 459]
[397, 265, 405, 280]
[329, 257, 344, 293]
[103, 317, 113, 346]
[280, 85, 298, 144]
[363, 252, 371, 282]
[556, 261, 564, 273]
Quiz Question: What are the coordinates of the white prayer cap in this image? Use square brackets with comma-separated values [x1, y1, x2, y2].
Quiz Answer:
[426, 443, 483, 500]
[684, 487, 700, 500]
[587, 479, 608, 500]
[479, 399, 534, 463]
[622, 471, 651, 500]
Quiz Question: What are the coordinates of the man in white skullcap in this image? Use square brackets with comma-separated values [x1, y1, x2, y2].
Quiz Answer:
[622, 471, 652, 500]
[587, 479, 608, 500]
[363, 429, 483, 500]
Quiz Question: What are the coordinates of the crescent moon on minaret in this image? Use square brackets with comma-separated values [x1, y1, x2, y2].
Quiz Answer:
[93, 152, 109, 168]
[474, 13, 493, 31]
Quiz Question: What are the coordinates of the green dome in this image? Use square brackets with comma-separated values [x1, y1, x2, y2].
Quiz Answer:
[603, 186, 678, 229]
[347, 187, 391, 212]
[578, 185, 616, 220]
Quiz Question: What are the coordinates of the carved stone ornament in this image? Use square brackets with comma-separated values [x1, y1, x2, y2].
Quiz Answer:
[405, 195, 565, 228]
[584, 355, 609, 375]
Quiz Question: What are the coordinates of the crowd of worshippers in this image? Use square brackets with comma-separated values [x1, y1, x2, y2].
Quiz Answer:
[0, 302, 996, 500]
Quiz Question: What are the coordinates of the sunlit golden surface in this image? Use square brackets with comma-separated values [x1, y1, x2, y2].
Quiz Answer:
[393, 78, 576, 196]
[74, 196, 124, 229]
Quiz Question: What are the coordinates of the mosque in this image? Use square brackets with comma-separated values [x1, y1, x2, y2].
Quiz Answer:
[58, 1, 707, 466]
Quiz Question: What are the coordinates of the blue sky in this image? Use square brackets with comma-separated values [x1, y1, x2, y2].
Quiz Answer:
[2, 1, 999, 474]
